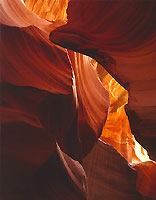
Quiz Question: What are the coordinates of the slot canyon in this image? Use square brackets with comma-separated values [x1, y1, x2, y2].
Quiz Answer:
[0, 0, 156, 199]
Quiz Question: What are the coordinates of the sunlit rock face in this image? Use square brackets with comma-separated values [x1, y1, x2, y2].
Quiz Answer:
[1, 0, 156, 199]
[94, 64, 149, 165]
[97, 67, 156, 199]
[50, 3, 156, 197]
[24, 0, 69, 21]
[50, 0, 156, 161]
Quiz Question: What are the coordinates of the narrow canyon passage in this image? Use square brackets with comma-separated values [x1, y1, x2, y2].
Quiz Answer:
[0, 0, 156, 199]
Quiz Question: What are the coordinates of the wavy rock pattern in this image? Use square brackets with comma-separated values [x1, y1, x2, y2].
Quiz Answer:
[49, 1, 156, 198]
[0, 0, 109, 199]
[50, 0, 156, 162]
[1, 0, 156, 199]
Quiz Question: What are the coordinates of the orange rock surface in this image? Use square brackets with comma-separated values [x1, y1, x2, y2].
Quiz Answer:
[97, 64, 156, 198]
[99, 67, 149, 164]
[24, 0, 69, 21]
[1, 0, 156, 199]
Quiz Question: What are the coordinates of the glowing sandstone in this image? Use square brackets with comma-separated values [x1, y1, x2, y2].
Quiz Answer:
[1, 0, 156, 199]
[50, 0, 156, 161]
[24, 0, 69, 22]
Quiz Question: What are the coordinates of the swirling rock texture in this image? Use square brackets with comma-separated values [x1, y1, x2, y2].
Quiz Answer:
[0, 0, 156, 199]
[49, 0, 156, 199]
[0, 0, 109, 199]
[50, 0, 156, 161]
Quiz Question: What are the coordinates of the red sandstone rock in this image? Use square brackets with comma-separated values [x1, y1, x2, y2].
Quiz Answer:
[50, 0, 156, 161]
[0, 1, 109, 199]
[83, 140, 144, 200]
[1, 0, 156, 199]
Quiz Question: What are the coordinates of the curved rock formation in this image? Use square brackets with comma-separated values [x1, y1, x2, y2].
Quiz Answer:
[1, 0, 156, 199]
[0, 0, 109, 199]
[50, 0, 156, 161]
